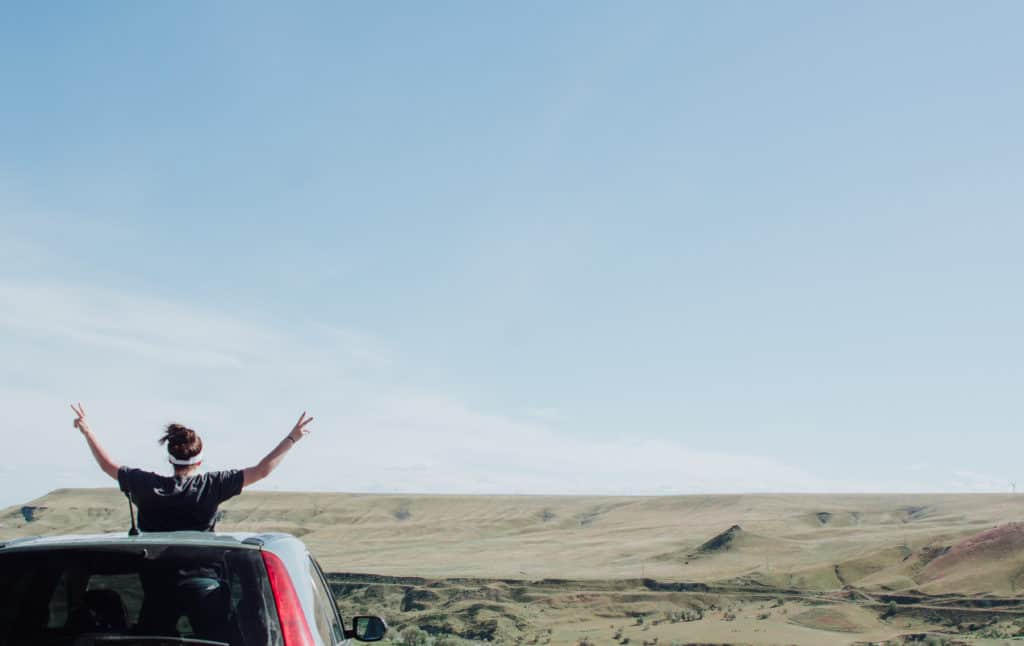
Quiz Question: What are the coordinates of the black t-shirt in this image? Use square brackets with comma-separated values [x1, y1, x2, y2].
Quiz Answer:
[117, 467, 245, 532]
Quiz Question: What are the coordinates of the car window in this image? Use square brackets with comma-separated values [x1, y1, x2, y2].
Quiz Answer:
[308, 556, 346, 645]
[0, 547, 282, 646]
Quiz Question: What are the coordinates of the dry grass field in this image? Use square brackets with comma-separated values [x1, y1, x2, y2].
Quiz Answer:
[4, 489, 1024, 644]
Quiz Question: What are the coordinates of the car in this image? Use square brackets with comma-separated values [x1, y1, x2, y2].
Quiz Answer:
[0, 531, 387, 646]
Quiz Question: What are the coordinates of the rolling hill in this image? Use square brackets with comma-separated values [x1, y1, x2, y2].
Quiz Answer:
[3, 488, 1022, 596]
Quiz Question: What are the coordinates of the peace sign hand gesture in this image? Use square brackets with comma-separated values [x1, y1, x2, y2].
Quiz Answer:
[287, 411, 314, 443]
[71, 403, 91, 435]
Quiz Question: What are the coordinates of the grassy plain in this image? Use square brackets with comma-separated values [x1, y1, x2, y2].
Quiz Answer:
[4, 489, 1024, 644]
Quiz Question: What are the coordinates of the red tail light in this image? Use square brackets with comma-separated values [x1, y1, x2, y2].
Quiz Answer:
[262, 551, 316, 646]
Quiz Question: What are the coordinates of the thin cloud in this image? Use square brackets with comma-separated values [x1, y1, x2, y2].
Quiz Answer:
[0, 277, 837, 508]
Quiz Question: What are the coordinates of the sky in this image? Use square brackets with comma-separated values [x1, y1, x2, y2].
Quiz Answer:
[1, 2, 1023, 509]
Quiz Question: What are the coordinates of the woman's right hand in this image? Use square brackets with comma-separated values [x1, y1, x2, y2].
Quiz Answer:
[288, 411, 314, 443]
[71, 402, 90, 435]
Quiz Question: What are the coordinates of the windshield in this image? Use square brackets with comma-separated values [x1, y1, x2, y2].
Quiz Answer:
[0, 546, 282, 646]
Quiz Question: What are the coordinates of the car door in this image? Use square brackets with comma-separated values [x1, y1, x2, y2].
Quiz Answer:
[307, 556, 348, 646]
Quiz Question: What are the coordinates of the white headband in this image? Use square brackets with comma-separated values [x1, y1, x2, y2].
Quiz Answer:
[168, 452, 204, 466]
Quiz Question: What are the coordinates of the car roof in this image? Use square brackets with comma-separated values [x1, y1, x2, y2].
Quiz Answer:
[0, 531, 300, 553]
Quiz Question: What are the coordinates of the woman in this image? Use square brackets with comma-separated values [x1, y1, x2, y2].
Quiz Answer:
[71, 403, 314, 532]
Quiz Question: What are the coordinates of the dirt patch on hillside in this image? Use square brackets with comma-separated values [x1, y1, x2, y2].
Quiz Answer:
[921, 523, 1024, 583]
[789, 606, 868, 633]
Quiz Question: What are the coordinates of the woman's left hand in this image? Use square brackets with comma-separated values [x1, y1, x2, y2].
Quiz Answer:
[71, 402, 90, 435]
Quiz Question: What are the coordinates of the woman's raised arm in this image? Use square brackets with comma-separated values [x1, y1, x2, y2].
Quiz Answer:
[242, 411, 313, 488]
[72, 403, 120, 481]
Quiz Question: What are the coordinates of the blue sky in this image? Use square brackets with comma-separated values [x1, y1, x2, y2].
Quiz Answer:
[2, 2, 1023, 508]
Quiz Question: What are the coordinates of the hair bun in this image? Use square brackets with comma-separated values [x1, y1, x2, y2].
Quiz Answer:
[159, 423, 204, 461]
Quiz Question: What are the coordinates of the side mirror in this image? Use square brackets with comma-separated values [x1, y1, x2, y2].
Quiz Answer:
[348, 616, 387, 642]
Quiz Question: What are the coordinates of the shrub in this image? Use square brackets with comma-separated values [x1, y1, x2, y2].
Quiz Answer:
[883, 601, 897, 619]
[398, 626, 430, 646]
